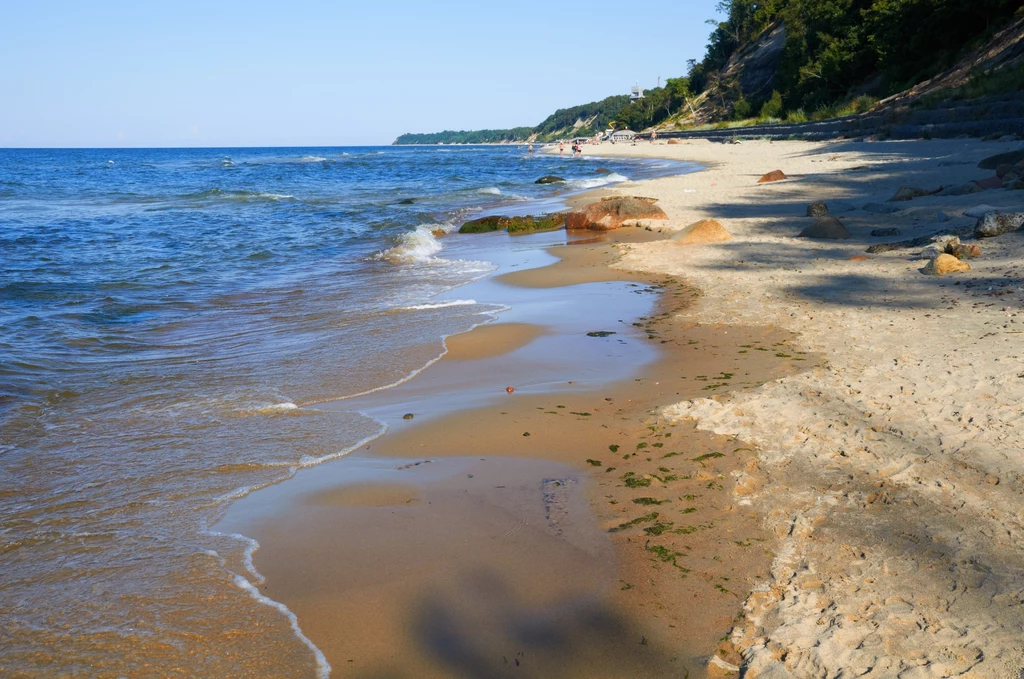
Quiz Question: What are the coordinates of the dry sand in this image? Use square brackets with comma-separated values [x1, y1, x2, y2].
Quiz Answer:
[576, 137, 1024, 678]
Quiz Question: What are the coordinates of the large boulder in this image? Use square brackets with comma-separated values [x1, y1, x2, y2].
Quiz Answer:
[566, 197, 667, 231]
[922, 254, 970, 275]
[758, 170, 787, 184]
[459, 214, 564, 234]
[672, 219, 731, 244]
[798, 216, 851, 239]
[978, 149, 1024, 170]
[667, 138, 682, 145]
[535, 175, 565, 184]
[806, 201, 829, 217]
[975, 211, 1024, 238]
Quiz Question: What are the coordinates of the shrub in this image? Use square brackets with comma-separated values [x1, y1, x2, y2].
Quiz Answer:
[760, 90, 784, 119]
[786, 108, 808, 123]
[732, 95, 752, 120]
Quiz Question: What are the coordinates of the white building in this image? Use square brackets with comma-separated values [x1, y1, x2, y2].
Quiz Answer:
[630, 84, 644, 102]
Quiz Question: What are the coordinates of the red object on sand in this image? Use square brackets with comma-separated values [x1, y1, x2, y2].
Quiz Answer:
[506, 386, 514, 393]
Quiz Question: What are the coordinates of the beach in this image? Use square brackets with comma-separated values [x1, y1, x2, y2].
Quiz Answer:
[568, 137, 1024, 677]
[223, 136, 1024, 678]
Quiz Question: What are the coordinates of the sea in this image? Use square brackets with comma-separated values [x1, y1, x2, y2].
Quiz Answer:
[0, 145, 697, 677]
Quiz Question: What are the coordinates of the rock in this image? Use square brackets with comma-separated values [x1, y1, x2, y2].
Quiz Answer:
[402, 413, 414, 420]
[459, 214, 564, 234]
[566, 196, 667, 231]
[798, 216, 851, 239]
[975, 211, 1024, 238]
[1003, 171, 1020, 182]
[995, 163, 1015, 178]
[978, 149, 1024, 170]
[889, 186, 931, 201]
[863, 202, 901, 214]
[595, 168, 612, 174]
[923, 253, 971, 275]
[806, 201, 829, 217]
[921, 235, 959, 259]
[940, 182, 983, 196]
[963, 204, 1000, 218]
[871, 228, 901, 237]
[672, 219, 731, 244]
[1007, 179, 1024, 190]
[667, 138, 681, 145]
[950, 244, 981, 259]
[975, 176, 1003, 190]
[758, 169, 787, 183]
[535, 175, 565, 184]
[397, 198, 415, 205]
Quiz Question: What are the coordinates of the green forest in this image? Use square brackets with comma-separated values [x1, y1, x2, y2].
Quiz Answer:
[394, 0, 1023, 144]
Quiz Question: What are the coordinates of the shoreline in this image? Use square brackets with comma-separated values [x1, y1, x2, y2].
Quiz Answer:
[217, 199, 804, 677]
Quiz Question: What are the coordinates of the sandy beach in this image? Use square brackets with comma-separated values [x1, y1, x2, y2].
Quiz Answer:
[217, 136, 1024, 679]
[572, 137, 1024, 677]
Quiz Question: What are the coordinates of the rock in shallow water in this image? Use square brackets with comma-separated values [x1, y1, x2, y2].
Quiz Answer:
[535, 175, 565, 184]
[806, 201, 829, 217]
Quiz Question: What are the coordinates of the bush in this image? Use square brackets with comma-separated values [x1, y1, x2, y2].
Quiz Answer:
[786, 109, 808, 123]
[732, 95, 752, 120]
[760, 90, 784, 119]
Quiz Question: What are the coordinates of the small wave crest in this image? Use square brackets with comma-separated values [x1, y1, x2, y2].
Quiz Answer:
[401, 299, 477, 311]
[477, 187, 501, 195]
[566, 172, 628, 190]
[378, 223, 456, 263]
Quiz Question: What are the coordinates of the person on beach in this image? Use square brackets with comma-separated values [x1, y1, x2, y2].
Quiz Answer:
[528, 144, 534, 153]
[559, 142, 565, 156]
[651, 130, 657, 143]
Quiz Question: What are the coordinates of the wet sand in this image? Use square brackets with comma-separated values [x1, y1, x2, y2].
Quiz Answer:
[219, 225, 810, 677]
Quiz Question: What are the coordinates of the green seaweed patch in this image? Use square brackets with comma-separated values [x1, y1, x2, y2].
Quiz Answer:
[636, 442, 648, 450]
[643, 522, 675, 536]
[633, 497, 668, 506]
[459, 213, 565, 235]
[609, 512, 659, 532]
[652, 442, 664, 448]
[609, 444, 620, 453]
[586, 459, 602, 467]
[681, 507, 697, 514]
[662, 452, 682, 459]
[691, 452, 725, 463]
[646, 544, 690, 573]
[586, 331, 616, 338]
[570, 412, 592, 417]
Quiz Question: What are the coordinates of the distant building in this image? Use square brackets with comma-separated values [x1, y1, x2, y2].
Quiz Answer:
[630, 84, 644, 102]
[611, 129, 636, 142]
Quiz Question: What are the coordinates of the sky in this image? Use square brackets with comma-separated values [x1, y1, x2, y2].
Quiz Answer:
[0, 1, 725, 147]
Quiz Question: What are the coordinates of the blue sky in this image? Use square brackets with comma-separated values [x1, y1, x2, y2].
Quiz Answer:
[1, 1, 724, 147]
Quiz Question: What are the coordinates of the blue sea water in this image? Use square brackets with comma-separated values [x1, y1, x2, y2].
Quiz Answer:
[0, 145, 696, 676]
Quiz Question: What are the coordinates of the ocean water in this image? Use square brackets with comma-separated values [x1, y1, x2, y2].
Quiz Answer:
[0, 146, 696, 677]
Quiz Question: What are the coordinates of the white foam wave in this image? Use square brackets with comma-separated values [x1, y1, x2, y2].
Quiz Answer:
[256, 402, 298, 414]
[233, 575, 331, 679]
[379, 225, 445, 263]
[478, 187, 501, 195]
[566, 172, 628, 190]
[298, 156, 328, 162]
[402, 299, 477, 311]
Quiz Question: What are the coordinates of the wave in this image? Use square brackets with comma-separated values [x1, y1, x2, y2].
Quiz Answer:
[401, 299, 477, 311]
[477, 187, 501, 195]
[565, 172, 628, 190]
[181, 189, 296, 203]
[378, 224, 452, 263]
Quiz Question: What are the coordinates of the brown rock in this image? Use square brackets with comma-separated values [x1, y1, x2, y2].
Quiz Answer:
[975, 176, 1003, 190]
[672, 219, 731, 244]
[806, 200, 829, 217]
[667, 138, 681, 145]
[1007, 179, 1024, 191]
[758, 169, 787, 183]
[949, 244, 981, 260]
[798, 216, 851, 239]
[922, 253, 970, 275]
[566, 196, 667, 231]
[889, 186, 930, 201]
[995, 163, 1014, 178]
